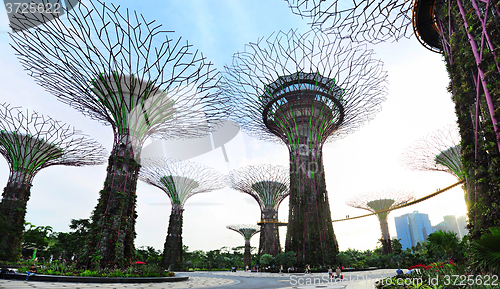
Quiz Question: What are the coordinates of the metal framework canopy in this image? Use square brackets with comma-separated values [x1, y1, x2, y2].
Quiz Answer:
[223, 29, 387, 145]
[0, 103, 106, 184]
[9, 0, 229, 153]
[227, 224, 261, 240]
[139, 158, 226, 209]
[285, 0, 414, 43]
[229, 164, 290, 211]
[347, 190, 416, 219]
[402, 125, 465, 181]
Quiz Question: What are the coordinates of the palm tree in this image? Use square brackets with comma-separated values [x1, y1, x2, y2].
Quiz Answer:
[470, 227, 500, 275]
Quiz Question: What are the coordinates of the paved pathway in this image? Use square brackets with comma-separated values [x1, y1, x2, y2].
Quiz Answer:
[0, 269, 398, 289]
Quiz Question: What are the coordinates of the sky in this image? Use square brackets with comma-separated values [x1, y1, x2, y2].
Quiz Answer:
[0, 0, 467, 254]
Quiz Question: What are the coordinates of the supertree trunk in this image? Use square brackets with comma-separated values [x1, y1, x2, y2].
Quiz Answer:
[286, 147, 338, 266]
[0, 174, 32, 261]
[161, 206, 184, 270]
[83, 135, 140, 269]
[378, 217, 393, 255]
[244, 239, 251, 268]
[259, 208, 281, 257]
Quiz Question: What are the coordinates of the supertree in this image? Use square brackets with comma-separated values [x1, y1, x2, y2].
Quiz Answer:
[411, 0, 500, 240]
[346, 191, 416, 255]
[139, 158, 225, 270]
[9, 1, 228, 268]
[227, 224, 260, 268]
[0, 103, 106, 261]
[285, 0, 414, 43]
[228, 164, 290, 257]
[403, 125, 465, 182]
[222, 29, 387, 265]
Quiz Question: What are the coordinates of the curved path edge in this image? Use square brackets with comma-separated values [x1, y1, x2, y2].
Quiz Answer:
[0, 273, 188, 283]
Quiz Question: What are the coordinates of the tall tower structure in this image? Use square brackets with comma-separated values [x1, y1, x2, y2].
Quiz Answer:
[228, 164, 289, 257]
[227, 224, 260, 268]
[223, 29, 387, 265]
[0, 104, 106, 261]
[139, 158, 225, 270]
[9, 1, 228, 268]
[347, 190, 416, 254]
[412, 0, 500, 240]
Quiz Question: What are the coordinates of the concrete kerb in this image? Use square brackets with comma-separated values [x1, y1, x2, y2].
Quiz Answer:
[0, 273, 189, 283]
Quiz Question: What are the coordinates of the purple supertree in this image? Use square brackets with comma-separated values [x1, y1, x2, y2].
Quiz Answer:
[222, 29, 387, 265]
[139, 158, 226, 270]
[227, 224, 260, 268]
[229, 164, 289, 257]
[9, 1, 228, 268]
[346, 190, 416, 255]
[0, 103, 106, 261]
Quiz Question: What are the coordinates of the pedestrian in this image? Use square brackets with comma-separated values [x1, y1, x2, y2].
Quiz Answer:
[279, 264, 283, 276]
[335, 266, 342, 279]
[396, 267, 403, 275]
[305, 264, 310, 274]
[328, 266, 333, 280]
[26, 265, 37, 280]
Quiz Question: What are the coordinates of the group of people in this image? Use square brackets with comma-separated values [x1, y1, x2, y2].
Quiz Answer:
[328, 266, 342, 280]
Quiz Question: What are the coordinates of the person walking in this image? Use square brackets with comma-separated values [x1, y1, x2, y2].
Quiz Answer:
[328, 266, 333, 280]
[279, 264, 283, 276]
[335, 266, 342, 279]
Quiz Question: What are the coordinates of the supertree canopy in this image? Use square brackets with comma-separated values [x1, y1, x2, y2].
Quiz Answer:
[9, 1, 228, 268]
[0, 103, 106, 261]
[285, 0, 414, 43]
[229, 164, 290, 257]
[223, 29, 387, 265]
[227, 224, 260, 268]
[139, 158, 225, 270]
[346, 190, 416, 255]
[403, 126, 465, 181]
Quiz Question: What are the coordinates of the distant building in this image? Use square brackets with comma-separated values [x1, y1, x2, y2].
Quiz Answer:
[433, 215, 468, 240]
[456, 216, 469, 238]
[394, 211, 433, 250]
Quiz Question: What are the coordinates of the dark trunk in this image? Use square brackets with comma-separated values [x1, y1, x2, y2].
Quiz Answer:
[82, 137, 140, 269]
[161, 207, 184, 270]
[259, 208, 281, 257]
[285, 146, 338, 266]
[0, 179, 32, 261]
[244, 239, 251, 268]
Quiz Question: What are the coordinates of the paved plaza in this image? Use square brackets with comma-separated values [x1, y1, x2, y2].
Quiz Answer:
[0, 269, 397, 289]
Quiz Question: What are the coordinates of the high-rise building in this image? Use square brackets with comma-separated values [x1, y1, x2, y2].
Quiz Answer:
[457, 216, 469, 239]
[394, 211, 434, 250]
[432, 215, 468, 240]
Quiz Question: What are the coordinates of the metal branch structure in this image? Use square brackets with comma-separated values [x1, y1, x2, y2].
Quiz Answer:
[223, 29, 387, 265]
[285, 0, 414, 43]
[9, 1, 229, 268]
[346, 191, 416, 255]
[228, 165, 290, 257]
[0, 103, 106, 261]
[227, 224, 260, 268]
[411, 0, 500, 240]
[139, 158, 225, 270]
[403, 125, 466, 181]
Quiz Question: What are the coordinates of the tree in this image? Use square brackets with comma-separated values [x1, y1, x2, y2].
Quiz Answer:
[470, 227, 500, 275]
[275, 251, 297, 268]
[22, 222, 53, 251]
[426, 230, 462, 261]
[259, 254, 274, 267]
[392, 238, 403, 255]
